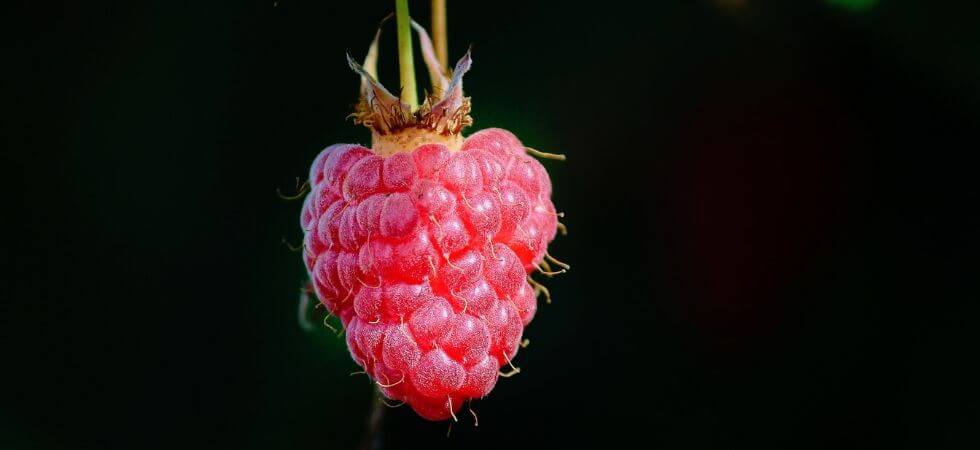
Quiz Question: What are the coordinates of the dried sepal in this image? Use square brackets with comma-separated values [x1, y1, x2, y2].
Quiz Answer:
[349, 24, 473, 137]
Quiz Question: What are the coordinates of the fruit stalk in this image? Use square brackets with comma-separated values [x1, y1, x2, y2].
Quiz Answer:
[431, 0, 448, 71]
[395, 0, 418, 109]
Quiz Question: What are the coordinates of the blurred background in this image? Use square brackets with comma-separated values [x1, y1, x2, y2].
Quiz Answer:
[4, 0, 980, 448]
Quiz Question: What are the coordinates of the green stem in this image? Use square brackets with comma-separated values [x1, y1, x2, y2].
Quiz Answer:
[395, 0, 418, 109]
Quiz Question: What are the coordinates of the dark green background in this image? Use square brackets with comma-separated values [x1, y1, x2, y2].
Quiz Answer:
[4, 1, 979, 448]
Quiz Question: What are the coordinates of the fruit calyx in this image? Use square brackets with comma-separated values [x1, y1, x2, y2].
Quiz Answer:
[347, 22, 472, 156]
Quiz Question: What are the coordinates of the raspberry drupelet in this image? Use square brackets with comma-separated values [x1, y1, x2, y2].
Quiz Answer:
[299, 22, 562, 421]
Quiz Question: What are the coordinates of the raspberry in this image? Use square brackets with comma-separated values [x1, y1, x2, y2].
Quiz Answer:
[297, 20, 564, 421]
[302, 128, 557, 420]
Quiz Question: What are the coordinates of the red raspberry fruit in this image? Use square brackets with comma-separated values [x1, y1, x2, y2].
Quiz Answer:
[299, 24, 563, 421]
